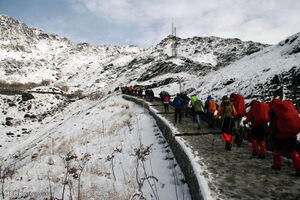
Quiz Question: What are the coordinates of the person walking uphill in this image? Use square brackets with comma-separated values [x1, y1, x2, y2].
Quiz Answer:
[230, 93, 246, 146]
[163, 93, 170, 113]
[194, 98, 204, 130]
[190, 94, 197, 121]
[268, 99, 300, 176]
[215, 96, 237, 150]
[243, 100, 269, 158]
[182, 93, 190, 117]
[149, 90, 154, 102]
[173, 93, 185, 123]
[205, 95, 217, 128]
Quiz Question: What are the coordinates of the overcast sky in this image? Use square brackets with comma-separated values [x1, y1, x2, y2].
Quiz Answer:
[1, 0, 300, 47]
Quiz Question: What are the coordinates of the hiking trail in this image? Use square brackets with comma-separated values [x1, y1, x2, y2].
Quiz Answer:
[124, 94, 300, 200]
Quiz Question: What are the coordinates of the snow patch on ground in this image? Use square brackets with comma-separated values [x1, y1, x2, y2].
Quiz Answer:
[0, 94, 191, 199]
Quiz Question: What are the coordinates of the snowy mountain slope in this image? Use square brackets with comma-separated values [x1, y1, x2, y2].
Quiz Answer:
[117, 35, 268, 90]
[0, 14, 268, 94]
[1, 94, 190, 199]
[0, 14, 143, 92]
[120, 31, 299, 112]
[178, 32, 300, 110]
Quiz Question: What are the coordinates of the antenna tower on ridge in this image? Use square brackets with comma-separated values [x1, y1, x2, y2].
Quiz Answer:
[171, 23, 177, 57]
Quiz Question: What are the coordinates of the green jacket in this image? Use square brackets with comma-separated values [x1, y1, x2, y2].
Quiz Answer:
[191, 95, 197, 107]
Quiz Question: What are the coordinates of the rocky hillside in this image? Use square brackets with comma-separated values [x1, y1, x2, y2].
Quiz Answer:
[120, 35, 268, 88]
[0, 15, 269, 92]
[0, 14, 142, 93]
[188, 32, 300, 111]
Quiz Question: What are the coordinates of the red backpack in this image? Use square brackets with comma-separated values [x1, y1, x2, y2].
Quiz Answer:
[273, 100, 300, 137]
[253, 101, 269, 125]
[208, 100, 217, 114]
[164, 95, 170, 103]
[233, 94, 246, 118]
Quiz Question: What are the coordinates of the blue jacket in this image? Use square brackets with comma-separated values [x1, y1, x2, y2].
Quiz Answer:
[173, 97, 184, 109]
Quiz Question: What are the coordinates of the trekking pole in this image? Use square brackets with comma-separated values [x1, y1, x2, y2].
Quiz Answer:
[220, 115, 226, 141]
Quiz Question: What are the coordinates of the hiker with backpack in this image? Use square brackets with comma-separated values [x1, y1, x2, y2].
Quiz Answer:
[190, 94, 197, 121]
[267, 99, 300, 176]
[138, 88, 143, 97]
[159, 91, 166, 102]
[215, 96, 237, 150]
[182, 93, 190, 117]
[149, 90, 154, 102]
[173, 93, 185, 123]
[194, 97, 204, 130]
[163, 92, 170, 113]
[205, 95, 217, 128]
[129, 86, 133, 95]
[230, 93, 246, 146]
[243, 100, 269, 158]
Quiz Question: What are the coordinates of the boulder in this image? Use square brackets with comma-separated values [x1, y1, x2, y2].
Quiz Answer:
[22, 93, 34, 101]
[6, 132, 14, 136]
[5, 117, 13, 121]
[5, 121, 13, 126]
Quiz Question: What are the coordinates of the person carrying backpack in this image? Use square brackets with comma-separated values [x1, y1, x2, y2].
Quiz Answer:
[190, 94, 197, 121]
[205, 95, 217, 128]
[182, 93, 190, 117]
[230, 93, 246, 146]
[215, 96, 237, 150]
[129, 86, 133, 95]
[194, 97, 204, 130]
[163, 93, 170, 113]
[267, 99, 300, 176]
[173, 93, 185, 123]
[159, 91, 166, 102]
[243, 100, 270, 158]
[149, 90, 154, 102]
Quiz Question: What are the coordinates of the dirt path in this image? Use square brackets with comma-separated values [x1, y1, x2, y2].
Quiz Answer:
[134, 96, 300, 200]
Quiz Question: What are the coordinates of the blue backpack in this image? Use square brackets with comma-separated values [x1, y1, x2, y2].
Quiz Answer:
[174, 97, 183, 107]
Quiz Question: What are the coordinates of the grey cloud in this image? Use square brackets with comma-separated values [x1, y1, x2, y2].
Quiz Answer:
[67, 0, 300, 46]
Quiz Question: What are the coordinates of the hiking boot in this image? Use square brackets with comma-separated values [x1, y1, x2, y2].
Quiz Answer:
[258, 154, 265, 159]
[197, 125, 201, 130]
[225, 142, 231, 151]
[271, 165, 281, 171]
[295, 170, 300, 177]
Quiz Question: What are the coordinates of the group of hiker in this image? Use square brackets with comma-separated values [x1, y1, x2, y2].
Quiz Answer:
[160, 91, 300, 176]
[122, 87, 300, 176]
[121, 86, 154, 101]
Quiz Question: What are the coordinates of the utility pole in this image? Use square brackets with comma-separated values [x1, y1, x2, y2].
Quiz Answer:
[177, 77, 182, 94]
[171, 23, 177, 57]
